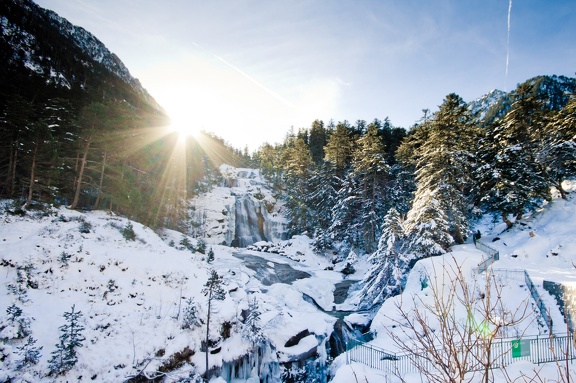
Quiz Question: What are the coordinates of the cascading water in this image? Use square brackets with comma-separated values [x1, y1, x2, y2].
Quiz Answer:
[187, 165, 287, 247]
[231, 194, 267, 247]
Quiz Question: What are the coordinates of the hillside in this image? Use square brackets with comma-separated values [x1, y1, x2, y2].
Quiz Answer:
[0, 166, 353, 382]
[1, 169, 575, 382]
[331, 181, 576, 383]
[0, 0, 161, 111]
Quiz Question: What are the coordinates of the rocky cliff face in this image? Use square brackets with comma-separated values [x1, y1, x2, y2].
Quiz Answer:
[188, 165, 287, 247]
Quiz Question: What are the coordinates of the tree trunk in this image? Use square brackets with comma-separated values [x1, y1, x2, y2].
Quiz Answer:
[556, 177, 567, 200]
[94, 151, 107, 209]
[501, 211, 513, 229]
[71, 137, 91, 209]
[25, 143, 38, 209]
[453, 226, 464, 245]
[9, 140, 19, 197]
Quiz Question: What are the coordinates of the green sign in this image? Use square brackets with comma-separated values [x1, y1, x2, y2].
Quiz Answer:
[511, 339, 531, 358]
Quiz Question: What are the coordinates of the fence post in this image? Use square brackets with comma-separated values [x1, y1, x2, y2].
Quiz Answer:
[537, 334, 540, 365]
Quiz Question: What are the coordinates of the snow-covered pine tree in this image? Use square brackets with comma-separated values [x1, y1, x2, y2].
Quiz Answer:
[15, 336, 42, 370]
[242, 297, 265, 348]
[326, 173, 362, 252]
[181, 298, 202, 329]
[386, 163, 416, 218]
[0, 304, 32, 340]
[48, 304, 85, 375]
[475, 83, 550, 227]
[541, 95, 576, 199]
[202, 269, 226, 378]
[7, 269, 31, 303]
[404, 189, 454, 258]
[351, 122, 390, 253]
[307, 164, 337, 250]
[359, 208, 406, 309]
[206, 247, 215, 263]
[403, 94, 476, 251]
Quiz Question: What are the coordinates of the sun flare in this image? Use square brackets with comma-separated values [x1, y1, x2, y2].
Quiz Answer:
[168, 113, 200, 139]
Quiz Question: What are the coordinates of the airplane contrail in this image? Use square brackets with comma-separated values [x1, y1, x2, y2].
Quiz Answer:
[192, 41, 294, 108]
[505, 0, 512, 91]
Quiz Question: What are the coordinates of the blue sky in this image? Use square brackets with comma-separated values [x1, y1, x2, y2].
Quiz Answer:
[35, 0, 576, 150]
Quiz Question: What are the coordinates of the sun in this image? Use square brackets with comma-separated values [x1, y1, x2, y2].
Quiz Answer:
[168, 112, 201, 139]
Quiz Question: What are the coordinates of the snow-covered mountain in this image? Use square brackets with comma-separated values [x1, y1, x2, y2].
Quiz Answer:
[0, 0, 162, 112]
[468, 89, 508, 122]
[468, 75, 576, 126]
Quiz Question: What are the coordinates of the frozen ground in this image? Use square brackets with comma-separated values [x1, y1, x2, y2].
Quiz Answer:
[331, 181, 576, 382]
[1, 171, 575, 382]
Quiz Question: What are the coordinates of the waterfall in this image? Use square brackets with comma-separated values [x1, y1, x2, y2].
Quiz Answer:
[188, 165, 287, 247]
[231, 194, 267, 247]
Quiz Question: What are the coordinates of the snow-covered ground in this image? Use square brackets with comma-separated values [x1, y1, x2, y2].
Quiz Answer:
[331, 181, 576, 383]
[0, 204, 345, 382]
[1, 169, 575, 382]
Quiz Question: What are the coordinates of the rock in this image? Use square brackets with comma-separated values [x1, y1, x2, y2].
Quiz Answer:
[284, 329, 311, 347]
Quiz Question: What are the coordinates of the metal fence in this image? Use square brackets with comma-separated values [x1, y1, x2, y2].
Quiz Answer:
[473, 239, 554, 334]
[474, 240, 500, 273]
[490, 268, 554, 334]
[347, 333, 576, 377]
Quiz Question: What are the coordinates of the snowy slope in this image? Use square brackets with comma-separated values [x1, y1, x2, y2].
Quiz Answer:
[331, 181, 576, 382]
[0, 202, 341, 382]
[1, 176, 576, 382]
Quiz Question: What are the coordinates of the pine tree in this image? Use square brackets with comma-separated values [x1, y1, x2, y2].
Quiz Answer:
[359, 208, 406, 308]
[181, 298, 202, 329]
[541, 95, 576, 199]
[404, 94, 476, 246]
[475, 84, 551, 227]
[15, 336, 43, 370]
[351, 122, 389, 252]
[326, 173, 363, 252]
[7, 269, 31, 303]
[197, 238, 207, 254]
[242, 297, 266, 348]
[405, 190, 454, 258]
[308, 164, 338, 250]
[324, 121, 354, 177]
[70, 102, 109, 210]
[206, 247, 215, 263]
[283, 137, 313, 235]
[48, 305, 85, 375]
[0, 304, 32, 340]
[202, 269, 226, 378]
[308, 120, 327, 164]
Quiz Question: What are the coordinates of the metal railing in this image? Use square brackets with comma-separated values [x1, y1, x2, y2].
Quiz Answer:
[474, 240, 500, 273]
[489, 268, 553, 334]
[348, 333, 575, 377]
[473, 240, 553, 334]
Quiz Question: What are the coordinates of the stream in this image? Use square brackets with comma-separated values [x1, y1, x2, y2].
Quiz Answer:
[234, 251, 375, 359]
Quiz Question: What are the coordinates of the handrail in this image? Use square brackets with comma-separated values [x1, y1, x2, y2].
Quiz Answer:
[523, 271, 554, 333]
[474, 239, 500, 273]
